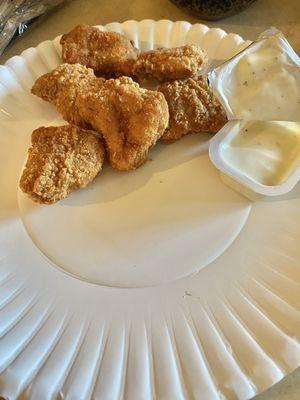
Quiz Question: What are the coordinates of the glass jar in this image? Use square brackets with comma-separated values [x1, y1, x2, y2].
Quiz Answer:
[170, 0, 257, 20]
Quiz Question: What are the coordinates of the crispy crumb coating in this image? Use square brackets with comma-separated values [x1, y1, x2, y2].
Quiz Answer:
[60, 24, 140, 77]
[76, 77, 169, 171]
[158, 76, 227, 142]
[31, 63, 104, 128]
[133, 45, 208, 82]
[19, 125, 105, 204]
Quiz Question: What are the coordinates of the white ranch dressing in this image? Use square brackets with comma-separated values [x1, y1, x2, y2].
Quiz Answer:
[222, 121, 300, 186]
[209, 31, 300, 121]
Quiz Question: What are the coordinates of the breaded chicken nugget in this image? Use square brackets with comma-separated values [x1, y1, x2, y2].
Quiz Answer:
[31, 63, 103, 128]
[133, 45, 207, 82]
[77, 77, 169, 170]
[19, 125, 105, 204]
[60, 24, 140, 77]
[158, 76, 227, 142]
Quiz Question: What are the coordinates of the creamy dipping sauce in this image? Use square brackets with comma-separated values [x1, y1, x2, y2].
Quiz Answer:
[222, 121, 300, 186]
[231, 42, 300, 119]
[210, 34, 300, 121]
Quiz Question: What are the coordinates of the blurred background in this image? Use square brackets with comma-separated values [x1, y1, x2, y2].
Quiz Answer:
[0, 0, 299, 62]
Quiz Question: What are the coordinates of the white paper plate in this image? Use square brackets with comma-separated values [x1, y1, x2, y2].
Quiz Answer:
[0, 20, 299, 400]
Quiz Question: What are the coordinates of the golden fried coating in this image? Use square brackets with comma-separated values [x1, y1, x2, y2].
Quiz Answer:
[77, 77, 169, 171]
[158, 76, 227, 142]
[60, 24, 140, 77]
[133, 45, 208, 82]
[19, 125, 105, 204]
[31, 63, 103, 128]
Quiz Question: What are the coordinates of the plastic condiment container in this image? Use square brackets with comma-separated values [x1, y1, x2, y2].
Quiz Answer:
[208, 28, 300, 122]
[209, 120, 300, 201]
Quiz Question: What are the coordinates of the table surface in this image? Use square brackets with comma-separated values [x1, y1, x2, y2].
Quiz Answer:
[1, 0, 299, 399]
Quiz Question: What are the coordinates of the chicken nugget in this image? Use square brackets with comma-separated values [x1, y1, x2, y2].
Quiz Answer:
[158, 76, 227, 142]
[133, 45, 207, 82]
[77, 77, 169, 170]
[31, 63, 104, 128]
[19, 125, 105, 204]
[60, 24, 139, 77]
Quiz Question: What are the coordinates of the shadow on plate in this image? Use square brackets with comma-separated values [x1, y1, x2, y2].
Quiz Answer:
[62, 133, 214, 207]
[265, 181, 300, 202]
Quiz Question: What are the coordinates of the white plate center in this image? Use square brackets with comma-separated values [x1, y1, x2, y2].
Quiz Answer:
[18, 134, 251, 287]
